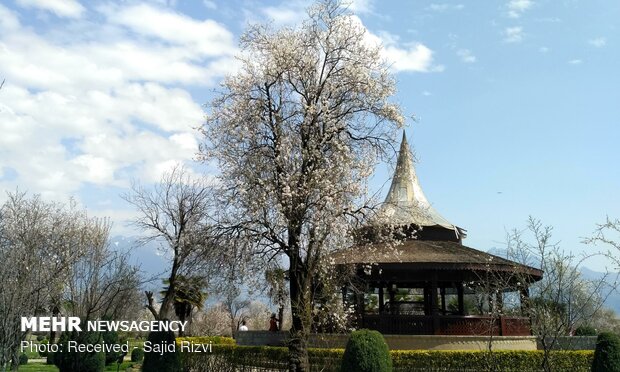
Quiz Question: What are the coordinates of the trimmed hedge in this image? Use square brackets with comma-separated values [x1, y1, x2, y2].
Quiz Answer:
[182, 344, 594, 372]
[341, 330, 392, 372]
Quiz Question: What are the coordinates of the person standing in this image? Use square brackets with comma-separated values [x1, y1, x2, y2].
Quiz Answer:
[269, 313, 279, 331]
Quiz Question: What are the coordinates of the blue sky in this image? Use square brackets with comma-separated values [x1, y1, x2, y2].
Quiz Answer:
[0, 0, 618, 269]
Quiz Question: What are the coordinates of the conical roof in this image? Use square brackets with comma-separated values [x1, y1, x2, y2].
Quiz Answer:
[376, 131, 465, 238]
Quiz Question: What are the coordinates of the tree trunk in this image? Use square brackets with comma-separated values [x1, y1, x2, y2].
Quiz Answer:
[288, 267, 310, 372]
[231, 316, 237, 337]
[278, 305, 285, 331]
[49, 305, 60, 343]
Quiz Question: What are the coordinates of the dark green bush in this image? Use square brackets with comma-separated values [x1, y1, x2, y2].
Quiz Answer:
[592, 332, 620, 372]
[46, 350, 55, 365]
[38, 339, 49, 358]
[341, 329, 392, 372]
[575, 325, 598, 336]
[54, 330, 105, 372]
[131, 347, 145, 362]
[36, 335, 46, 342]
[101, 329, 122, 365]
[19, 353, 28, 365]
[142, 330, 181, 372]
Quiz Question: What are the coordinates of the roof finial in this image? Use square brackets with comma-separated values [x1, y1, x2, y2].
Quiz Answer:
[377, 131, 460, 232]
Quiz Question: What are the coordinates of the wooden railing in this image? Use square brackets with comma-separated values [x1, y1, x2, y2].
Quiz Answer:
[360, 315, 531, 336]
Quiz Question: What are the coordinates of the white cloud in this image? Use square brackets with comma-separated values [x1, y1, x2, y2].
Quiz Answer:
[102, 4, 236, 57]
[262, 5, 306, 26]
[350, 17, 442, 73]
[503, 26, 524, 43]
[0, 3, 233, 201]
[203, 0, 217, 10]
[16, 0, 85, 18]
[0, 4, 21, 30]
[383, 42, 442, 72]
[457, 49, 476, 63]
[427, 3, 464, 12]
[507, 0, 533, 18]
[588, 37, 606, 48]
[348, 0, 374, 14]
[568, 59, 582, 65]
[539, 46, 549, 53]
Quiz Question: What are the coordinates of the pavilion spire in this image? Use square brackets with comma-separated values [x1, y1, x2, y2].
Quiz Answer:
[377, 130, 463, 236]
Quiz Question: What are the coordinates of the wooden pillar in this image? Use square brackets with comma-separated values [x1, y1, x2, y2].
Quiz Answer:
[430, 278, 440, 334]
[440, 286, 446, 315]
[355, 291, 365, 316]
[378, 285, 385, 314]
[423, 286, 429, 315]
[457, 284, 465, 315]
[388, 284, 396, 314]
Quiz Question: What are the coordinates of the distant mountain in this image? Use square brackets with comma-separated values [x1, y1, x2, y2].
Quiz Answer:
[580, 266, 620, 313]
[487, 247, 620, 314]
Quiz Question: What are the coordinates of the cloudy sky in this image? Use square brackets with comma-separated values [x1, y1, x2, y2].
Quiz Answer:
[0, 0, 618, 266]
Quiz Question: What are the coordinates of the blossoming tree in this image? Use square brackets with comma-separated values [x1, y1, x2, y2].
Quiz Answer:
[200, 1, 404, 370]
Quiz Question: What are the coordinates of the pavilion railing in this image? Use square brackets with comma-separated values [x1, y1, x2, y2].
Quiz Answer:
[360, 314, 531, 336]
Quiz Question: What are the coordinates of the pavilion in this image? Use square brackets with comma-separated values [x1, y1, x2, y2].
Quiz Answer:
[331, 132, 543, 336]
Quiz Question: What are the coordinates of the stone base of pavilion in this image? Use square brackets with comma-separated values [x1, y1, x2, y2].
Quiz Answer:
[234, 331, 538, 351]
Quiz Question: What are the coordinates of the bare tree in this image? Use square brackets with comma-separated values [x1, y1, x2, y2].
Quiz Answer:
[507, 217, 616, 372]
[0, 192, 91, 371]
[123, 165, 216, 321]
[199, 1, 404, 369]
[585, 216, 620, 261]
[64, 217, 142, 321]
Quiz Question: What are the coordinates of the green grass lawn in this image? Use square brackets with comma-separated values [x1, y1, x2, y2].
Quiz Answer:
[16, 364, 57, 372]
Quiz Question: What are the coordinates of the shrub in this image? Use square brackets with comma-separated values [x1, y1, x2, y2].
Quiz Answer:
[46, 351, 55, 365]
[19, 353, 28, 365]
[54, 330, 105, 372]
[592, 332, 620, 372]
[36, 335, 46, 342]
[142, 330, 181, 372]
[575, 325, 598, 336]
[131, 347, 145, 363]
[341, 329, 392, 372]
[38, 339, 49, 358]
[183, 345, 594, 372]
[101, 329, 122, 365]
